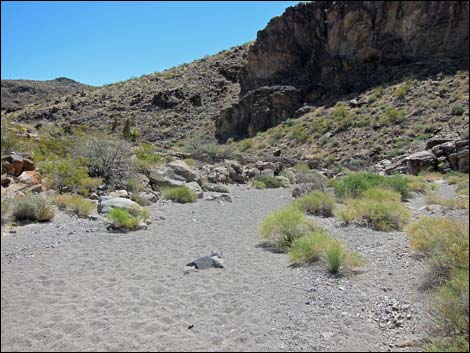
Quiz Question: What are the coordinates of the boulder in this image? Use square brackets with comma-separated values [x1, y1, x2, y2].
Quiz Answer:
[16, 170, 42, 185]
[185, 181, 203, 198]
[146, 167, 186, 190]
[256, 161, 277, 171]
[458, 149, 469, 173]
[98, 197, 142, 214]
[405, 151, 437, 175]
[431, 141, 456, 157]
[203, 183, 230, 193]
[2, 154, 24, 177]
[425, 137, 454, 150]
[109, 189, 129, 198]
[260, 169, 275, 178]
[167, 160, 198, 182]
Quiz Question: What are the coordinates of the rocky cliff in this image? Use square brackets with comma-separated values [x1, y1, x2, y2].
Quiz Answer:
[216, 1, 470, 141]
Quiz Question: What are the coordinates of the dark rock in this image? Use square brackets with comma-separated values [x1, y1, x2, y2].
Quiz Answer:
[405, 151, 437, 175]
[216, 1, 469, 140]
[425, 137, 454, 150]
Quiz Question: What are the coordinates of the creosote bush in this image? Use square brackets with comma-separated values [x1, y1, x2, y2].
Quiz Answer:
[162, 186, 197, 203]
[259, 206, 313, 248]
[12, 194, 55, 222]
[40, 157, 89, 193]
[293, 191, 335, 217]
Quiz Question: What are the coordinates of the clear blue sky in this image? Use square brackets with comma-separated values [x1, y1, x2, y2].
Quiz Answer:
[1, 1, 299, 86]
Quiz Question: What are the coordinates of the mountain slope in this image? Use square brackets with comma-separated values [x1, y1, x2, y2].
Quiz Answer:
[3, 44, 250, 147]
[1, 77, 89, 112]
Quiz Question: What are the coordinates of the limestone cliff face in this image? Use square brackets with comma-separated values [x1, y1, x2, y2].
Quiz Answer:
[216, 1, 469, 141]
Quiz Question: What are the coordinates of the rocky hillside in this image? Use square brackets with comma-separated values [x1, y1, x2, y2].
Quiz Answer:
[216, 1, 469, 141]
[2, 44, 250, 147]
[1, 77, 89, 112]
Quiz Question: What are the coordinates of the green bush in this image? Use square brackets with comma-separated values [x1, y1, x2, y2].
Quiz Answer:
[289, 230, 330, 263]
[380, 107, 405, 126]
[51, 194, 95, 218]
[41, 157, 89, 193]
[255, 175, 283, 188]
[162, 186, 197, 203]
[78, 177, 103, 195]
[337, 188, 411, 231]
[406, 217, 469, 281]
[12, 194, 55, 222]
[134, 143, 164, 171]
[331, 172, 410, 200]
[253, 180, 266, 189]
[431, 269, 469, 349]
[107, 208, 140, 230]
[259, 207, 312, 248]
[293, 191, 335, 217]
[291, 125, 308, 143]
[451, 104, 465, 116]
[324, 238, 364, 274]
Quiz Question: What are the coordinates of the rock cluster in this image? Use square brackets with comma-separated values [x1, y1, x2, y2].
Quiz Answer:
[379, 136, 469, 175]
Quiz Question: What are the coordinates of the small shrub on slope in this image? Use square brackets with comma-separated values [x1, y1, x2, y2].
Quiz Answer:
[13, 194, 55, 222]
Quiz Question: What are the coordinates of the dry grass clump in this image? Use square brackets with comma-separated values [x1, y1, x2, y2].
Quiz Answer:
[337, 188, 411, 231]
[51, 194, 95, 218]
[12, 194, 55, 222]
[162, 186, 197, 203]
[292, 191, 335, 217]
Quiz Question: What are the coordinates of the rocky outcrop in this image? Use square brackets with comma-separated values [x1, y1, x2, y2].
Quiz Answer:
[216, 1, 469, 141]
[379, 136, 469, 175]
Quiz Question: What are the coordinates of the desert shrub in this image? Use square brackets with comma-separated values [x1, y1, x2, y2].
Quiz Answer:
[107, 208, 140, 230]
[380, 107, 405, 126]
[40, 157, 89, 193]
[259, 207, 312, 248]
[451, 104, 465, 116]
[337, 188, 411, 231]
[78, 177, 102, 195]
[406, 175, 435, 193]
[134, 143, 164, 171]
[293, 191, 335, 217]
[255, 175, 283, 188]
[12, 194, 55, 222]
[183, 135, 235, 161]
[238, 138, 253, 152]
[427, 269, 469, 352]
[426, 193, 469, 210]
[289, 230, 330, 263]
[331, 172, 409, 200]
[324, 238, 364, 274]
[406, 217, 469, 281]
[293, 168, 329, 197]
[162, 186, 197, 203]
[126, 177, 143, 193]
[253, 180, 266, 189]
[395, 80, 413, 99]
[51, 194, 94, 218]
[73, 136, 133, 185]
[291, 125, 308, 143]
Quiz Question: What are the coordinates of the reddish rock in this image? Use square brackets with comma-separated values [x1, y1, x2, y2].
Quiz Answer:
[17, 170, 42, 185]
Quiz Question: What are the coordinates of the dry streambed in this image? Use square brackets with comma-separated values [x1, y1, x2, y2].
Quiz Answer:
[1, 183, 460, 352]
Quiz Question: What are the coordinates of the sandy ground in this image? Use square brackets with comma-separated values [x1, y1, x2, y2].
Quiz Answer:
[1, 183, 467, 352]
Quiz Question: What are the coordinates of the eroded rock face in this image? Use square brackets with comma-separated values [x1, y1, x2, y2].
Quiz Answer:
[216, 1, 469, 140]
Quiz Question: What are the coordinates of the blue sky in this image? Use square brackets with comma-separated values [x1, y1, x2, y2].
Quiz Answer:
[1, 1, 299, 86]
